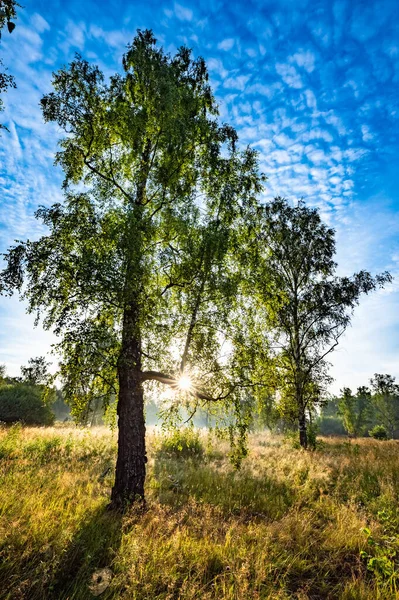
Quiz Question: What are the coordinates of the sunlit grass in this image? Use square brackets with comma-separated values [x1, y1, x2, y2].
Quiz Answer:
[1, 425, 399, 599]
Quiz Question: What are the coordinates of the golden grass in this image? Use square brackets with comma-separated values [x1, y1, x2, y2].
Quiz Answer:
[1, 425, 399, 599]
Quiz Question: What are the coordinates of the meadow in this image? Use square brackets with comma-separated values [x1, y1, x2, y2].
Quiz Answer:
[1, 425, 399, 600]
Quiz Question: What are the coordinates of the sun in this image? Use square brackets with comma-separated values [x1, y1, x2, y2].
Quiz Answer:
[178, 374, 192, 391]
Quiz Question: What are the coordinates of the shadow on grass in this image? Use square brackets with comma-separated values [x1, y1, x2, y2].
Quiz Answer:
[151, 455, 295, 521]
[44, 504, 123, 600]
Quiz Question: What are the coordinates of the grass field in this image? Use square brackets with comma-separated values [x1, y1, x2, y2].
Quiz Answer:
[1, 425, 399, 599]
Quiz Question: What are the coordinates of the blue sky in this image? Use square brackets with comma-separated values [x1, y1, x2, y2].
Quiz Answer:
[0, 0, 399, 392]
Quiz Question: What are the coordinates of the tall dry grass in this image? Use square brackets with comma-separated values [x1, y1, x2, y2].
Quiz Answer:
[1, 425, 399, 599]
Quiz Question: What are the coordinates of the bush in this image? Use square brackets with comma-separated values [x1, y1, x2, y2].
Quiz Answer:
[284, 423, 323, 451]
[158, 428, 205, 459]
[0, 384, 54, 425]
[369, 425, 388, 440]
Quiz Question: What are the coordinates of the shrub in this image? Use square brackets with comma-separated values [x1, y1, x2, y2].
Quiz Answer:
[284, 423, 323, 450]
[307, 422, 321, 450]
[284, 429, 301, 449]
[369, 425, 388, 440]
[157, 428, 205, 459]
[0, 384, 54, 425]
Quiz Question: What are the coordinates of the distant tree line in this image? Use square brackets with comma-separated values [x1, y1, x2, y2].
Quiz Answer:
[317, 373, 399, 440]
[0, 357, 69, 425]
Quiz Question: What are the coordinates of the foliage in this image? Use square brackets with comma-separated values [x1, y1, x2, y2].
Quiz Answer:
[369, 425, 389, 440]
[338, 386, 373, 437]
[0, 0, 18, 33]
[370, 373, 399, 438]
[0, 383, 55, 425]
[250, 390, 282, 431]
[361, 510, 399, 594]
[315, 377, 399, 440]
[157, 427, 205, 459]
[0, 30, 262, 417]
[306, 421, 320, 450]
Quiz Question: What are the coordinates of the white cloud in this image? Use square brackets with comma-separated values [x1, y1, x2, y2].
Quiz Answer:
[275, 63, 303, 88]
[302, 128, 334, 143]
[290, 50, 316, 73]
[174, 3, 193, 21]
[207, 57, 228, 79]
[361, 124, 374, 142]
[31, 13, 50, 33]
[89, 24, 127, 52]
[224, 75, 250, 91]
[246, 47, 257, 58]
[246, 82, 282, 98]
[218, 38, 235, 51]
[59, 20, 86, 54]
[304, 89, 317, 110]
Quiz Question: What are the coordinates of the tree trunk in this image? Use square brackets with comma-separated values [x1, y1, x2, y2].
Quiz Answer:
[298, 407, 308, 449]
[111, 304, 146, 510]
[110, 144, 151, 510]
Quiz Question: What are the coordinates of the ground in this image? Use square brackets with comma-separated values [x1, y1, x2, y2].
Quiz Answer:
[1, 425, 399, 599]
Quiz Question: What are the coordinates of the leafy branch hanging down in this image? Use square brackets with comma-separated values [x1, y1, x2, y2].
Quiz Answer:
[0, 0, 19, 35]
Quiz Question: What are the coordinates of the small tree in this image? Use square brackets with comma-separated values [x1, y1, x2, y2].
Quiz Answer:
[353, 386, 373, 436]
[338, 388, 356, 436]
[338, 386, 372, 437]
[252, 197, 390, 448]
[20, 356, 52, 386]
[370, 374, 399, 439]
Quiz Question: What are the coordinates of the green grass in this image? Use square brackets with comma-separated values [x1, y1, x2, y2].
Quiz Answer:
[1, 425, 399, 599]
